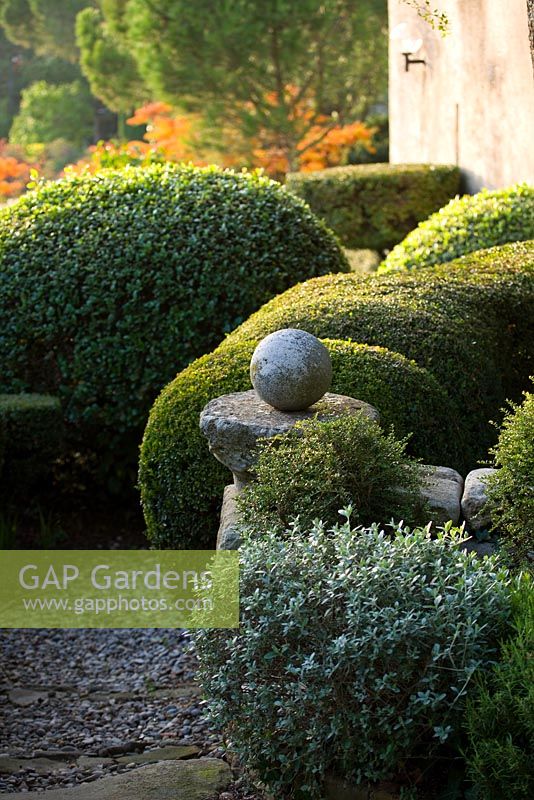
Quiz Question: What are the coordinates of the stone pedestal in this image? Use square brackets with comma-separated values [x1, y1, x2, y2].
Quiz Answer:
[216, 485, 243, 550]
[201, 389, 492, 550]
[200, 390, 379, 490]
[200, 390, 379, 549]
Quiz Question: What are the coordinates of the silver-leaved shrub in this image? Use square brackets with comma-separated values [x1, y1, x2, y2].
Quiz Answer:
[195, 518, 512, 798]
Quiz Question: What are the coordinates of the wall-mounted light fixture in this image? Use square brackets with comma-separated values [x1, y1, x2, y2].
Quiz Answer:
[391, 23, 426, 72]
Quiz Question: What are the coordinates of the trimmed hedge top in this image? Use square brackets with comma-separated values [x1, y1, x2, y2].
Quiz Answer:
[380, 183, 534, 272]
[230, 241, 534, 393]
[0, 394, 63, 500]
[285, 162, 460, 251]
[229, 242, 534, 419]
[0, 163, 348, 491]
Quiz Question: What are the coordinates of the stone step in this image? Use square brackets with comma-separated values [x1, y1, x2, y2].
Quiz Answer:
[6, 758, 232, 800]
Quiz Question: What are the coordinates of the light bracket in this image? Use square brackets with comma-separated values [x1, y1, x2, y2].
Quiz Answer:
[403, 53, 426, 71]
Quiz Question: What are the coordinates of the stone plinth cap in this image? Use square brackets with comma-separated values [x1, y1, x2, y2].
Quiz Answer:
[200, 389, 379, 483]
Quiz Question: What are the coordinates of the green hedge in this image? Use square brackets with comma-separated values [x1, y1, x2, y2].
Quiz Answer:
[0, 164, 347, 493]
[0, 394, 63, 501]
[140, 339, 455, 548]
[486, 390, 534, 566]
[380, 183, 534, 273]
[140, 240, 534, 547]
[285, 163, 460, 251]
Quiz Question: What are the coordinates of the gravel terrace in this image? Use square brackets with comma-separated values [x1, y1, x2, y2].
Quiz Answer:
[0, 629, 260, 798]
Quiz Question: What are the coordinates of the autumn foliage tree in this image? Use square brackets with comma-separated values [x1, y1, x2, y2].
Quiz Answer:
[249, 87, 376, 177]
[70, 96, 376, 180]
[0, 140, 32, 198]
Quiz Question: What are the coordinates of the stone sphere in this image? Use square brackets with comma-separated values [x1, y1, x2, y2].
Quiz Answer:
[250, 329, 332, 411]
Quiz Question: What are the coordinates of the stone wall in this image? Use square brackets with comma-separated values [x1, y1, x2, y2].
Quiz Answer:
[388, 0, 534, 192]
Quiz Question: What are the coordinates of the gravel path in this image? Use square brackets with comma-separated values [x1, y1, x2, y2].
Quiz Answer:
[0, 629, 259, 797]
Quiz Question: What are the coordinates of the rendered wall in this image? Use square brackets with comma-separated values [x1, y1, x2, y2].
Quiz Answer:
[388, 0, 534, 192]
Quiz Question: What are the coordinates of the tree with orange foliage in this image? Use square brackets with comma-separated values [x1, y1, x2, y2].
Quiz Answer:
[126, 103, 201, 163]
[67, 93, 376, 181]
[251, 88, 376, 178]
[0, 141, 33, 199]
[67, 103, 242, 174]
[97, 96, 375, 181]
[127, 103, 249, 169]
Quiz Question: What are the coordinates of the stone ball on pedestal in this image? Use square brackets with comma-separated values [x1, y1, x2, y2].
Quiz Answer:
[249, 328, 332, 411]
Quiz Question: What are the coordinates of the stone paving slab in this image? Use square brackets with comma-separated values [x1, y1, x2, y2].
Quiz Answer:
[0, 745, 201, 776]
[6, 758, 232, 800]
[0, 756, 72, 775]
[8, 688, 49, 707]
[115, 745, 200, 764]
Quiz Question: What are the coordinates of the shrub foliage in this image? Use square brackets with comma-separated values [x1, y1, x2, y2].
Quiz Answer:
[380, 183, 534, 273]
[140, 241, 534, 547]
[465, 576, 533, 799]
[486, 390, 534, 566]
[0, 163, 347, 490]
[238, 413, 426, 534]
[285, 162, 460, 251]
[196, 521, 512, 798]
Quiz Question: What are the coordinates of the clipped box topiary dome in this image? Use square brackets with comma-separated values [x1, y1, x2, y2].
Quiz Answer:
[379, 183, 534, 273]
[0, 163, 348, 491]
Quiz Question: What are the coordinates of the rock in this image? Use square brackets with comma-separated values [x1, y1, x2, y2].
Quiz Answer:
[420, 466, 464, 526]
[462, 539, 498, 558]
[114, 745, 200, 764]
[461, 468, 497, 531]
[216, 485, 243, 550]
[80, 771, 104, 783]
[200, 390, 379, 488]
[8, 689, 49, 707]
[6, 758, 232, 799]
[249, 328, 332, 410]
[33, 750, 81, 760]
